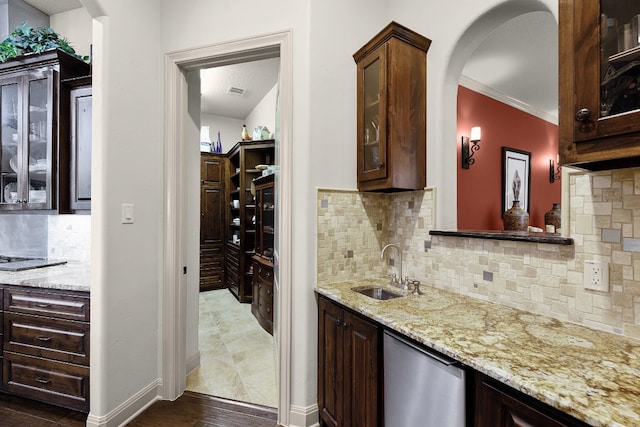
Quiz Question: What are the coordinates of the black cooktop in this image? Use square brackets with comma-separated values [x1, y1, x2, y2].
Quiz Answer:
[0, 256, 67, 271]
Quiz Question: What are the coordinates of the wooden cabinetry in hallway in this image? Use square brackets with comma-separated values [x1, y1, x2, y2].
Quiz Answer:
[200, 153, 227, 291]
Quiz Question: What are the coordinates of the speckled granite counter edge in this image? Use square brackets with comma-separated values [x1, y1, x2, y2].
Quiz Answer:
[0, 262, 90, 292]
[316, 280, 640, 427]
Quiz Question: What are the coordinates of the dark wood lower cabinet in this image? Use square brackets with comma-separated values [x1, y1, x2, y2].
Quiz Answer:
[200, 153, 227, 292]
[474, 373, 589, 427]
[1, 286, 90, 412]
[317, 295, 381, 427]
[251, 256, 274, 335]
[317, 294, 593, 427]
[3, 351, 89, 412]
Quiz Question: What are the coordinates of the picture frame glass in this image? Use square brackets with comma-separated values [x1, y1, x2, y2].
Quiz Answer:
[502, 147, 531, 214]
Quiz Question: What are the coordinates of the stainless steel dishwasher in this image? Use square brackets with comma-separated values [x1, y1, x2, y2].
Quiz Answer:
[383, 330, 467, 426]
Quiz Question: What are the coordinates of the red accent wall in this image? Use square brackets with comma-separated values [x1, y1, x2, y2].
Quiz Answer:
[457, 86, 561, 230]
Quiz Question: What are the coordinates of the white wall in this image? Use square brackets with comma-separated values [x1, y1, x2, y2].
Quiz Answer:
[186, 69, 202, 376]
[50, 7, 92, 59]
[54, 0, 561, 424]
[244, 83, 277, 140]
[200, 113, 243, 153]
[78, 0, 165, 421]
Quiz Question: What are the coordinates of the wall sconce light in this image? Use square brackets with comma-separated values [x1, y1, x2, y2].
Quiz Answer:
[461, 126, 482, 169]
[549, 158, 561, 183]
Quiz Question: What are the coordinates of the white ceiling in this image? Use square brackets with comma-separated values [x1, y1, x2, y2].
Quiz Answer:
[200, 58, 280, 119]
[463, 11, 558, 121]
[21, 3, 557, 122]
[23, 0, 82, 15]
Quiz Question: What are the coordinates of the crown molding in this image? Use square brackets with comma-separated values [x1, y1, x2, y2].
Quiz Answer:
[459, 75, 558, 125]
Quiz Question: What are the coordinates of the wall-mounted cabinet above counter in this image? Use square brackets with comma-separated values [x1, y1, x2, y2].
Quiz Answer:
[354, 22, 431, 191]
[560, 0, 640, 170]
[0, 49, 90, 213]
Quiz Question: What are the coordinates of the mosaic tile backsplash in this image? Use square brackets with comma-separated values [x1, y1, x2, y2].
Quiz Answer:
[0, 214, 90, 262]
[317, 167, 640, 340]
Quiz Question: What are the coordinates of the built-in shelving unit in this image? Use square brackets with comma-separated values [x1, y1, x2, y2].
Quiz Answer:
[225, 140, 274, 303]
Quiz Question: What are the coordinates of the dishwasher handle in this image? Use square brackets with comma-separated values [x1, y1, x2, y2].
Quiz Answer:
[384, 330, 459, 367]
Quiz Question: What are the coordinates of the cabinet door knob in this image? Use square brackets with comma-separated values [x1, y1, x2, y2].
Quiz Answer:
[575, 108, 591, 122]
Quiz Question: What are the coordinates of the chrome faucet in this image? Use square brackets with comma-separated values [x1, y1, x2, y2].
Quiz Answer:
[381, 243, 403, 287]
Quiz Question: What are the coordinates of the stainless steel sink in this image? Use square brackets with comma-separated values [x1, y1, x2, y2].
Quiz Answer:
[353, 286, 403, 300]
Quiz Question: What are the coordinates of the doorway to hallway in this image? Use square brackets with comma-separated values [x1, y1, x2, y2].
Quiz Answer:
[163, 31, 293, 425]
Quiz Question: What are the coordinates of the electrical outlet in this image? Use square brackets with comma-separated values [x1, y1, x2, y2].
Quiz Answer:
[584, 260, 609, 292]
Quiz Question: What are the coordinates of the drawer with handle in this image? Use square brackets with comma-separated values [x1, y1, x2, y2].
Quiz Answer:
[4, 312, 89, 365]
[4, 288, 89, 322]
[3, 351, 89, 412]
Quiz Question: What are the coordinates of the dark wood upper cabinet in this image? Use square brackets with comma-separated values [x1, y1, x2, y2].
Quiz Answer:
[69, 83, 92, 211]
[353, 22, 431, 191]
[0, 50, 89, 212]
[559, 0, 640, 170]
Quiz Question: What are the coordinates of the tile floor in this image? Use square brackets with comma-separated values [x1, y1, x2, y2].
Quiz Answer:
[186, 289, 278, 408]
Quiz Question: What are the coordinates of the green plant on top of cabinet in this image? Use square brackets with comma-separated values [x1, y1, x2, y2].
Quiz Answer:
[353, 21, 431, 191]
[0, 49, 89, 211]
[560, 0, 640, 170]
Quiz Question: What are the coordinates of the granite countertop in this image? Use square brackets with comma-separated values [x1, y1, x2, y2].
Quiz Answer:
[0, 261, 90, 292]
[316, 279, 640, 427]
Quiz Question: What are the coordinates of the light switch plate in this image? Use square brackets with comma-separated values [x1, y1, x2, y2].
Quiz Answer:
[584, 260, 609, 292]
[122, 203, 134, 224]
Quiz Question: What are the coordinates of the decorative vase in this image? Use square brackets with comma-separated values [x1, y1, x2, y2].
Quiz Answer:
[241, 124, 251, 141]
[544, 203, 561, 233]
[503, 200, 529, 231]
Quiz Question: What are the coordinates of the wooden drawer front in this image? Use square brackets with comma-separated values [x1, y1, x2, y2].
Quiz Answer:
[257, 264, 273, 283]
[227, 260, 239, 283]
[201, 244, 223, 257]
[4, 313, 89, 365]
[5, 288, 89, 322]
[259, 281, 273, 304]
[227, 242, 239, 256]
[259, 298, 273, 319]
[200, 258, 224, 272]
[3, 351, 89, 412]
[226, 250, 239, 268]
[200, 270, 224, 282]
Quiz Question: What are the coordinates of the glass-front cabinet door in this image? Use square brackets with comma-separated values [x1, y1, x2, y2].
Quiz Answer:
[357, 46, 387, 184]
[563, 1, 640, 153]
[261, 182, 274, 258]
[0, 67, 52, 209]
[25, 69, 52, 207]
[0, 77, 20, 206]
[254, 174, 275, 259]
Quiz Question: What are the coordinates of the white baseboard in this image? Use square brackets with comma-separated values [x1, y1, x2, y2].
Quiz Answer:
[85, 379, 162, 427]
[186, 351, 201, 375]
[288, 403, 319, 427]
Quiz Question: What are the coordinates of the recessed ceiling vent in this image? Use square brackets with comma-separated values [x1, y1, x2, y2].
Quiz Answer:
[226, 86, 245, 96]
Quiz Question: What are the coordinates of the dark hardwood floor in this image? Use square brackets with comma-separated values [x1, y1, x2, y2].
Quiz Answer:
[126, 392, 278, 426]
[0, 391, 278, 427]
[0, 392, 87, 426]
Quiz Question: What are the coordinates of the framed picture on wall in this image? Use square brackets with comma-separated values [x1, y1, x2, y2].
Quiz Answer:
[502, 147, 531, 215]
